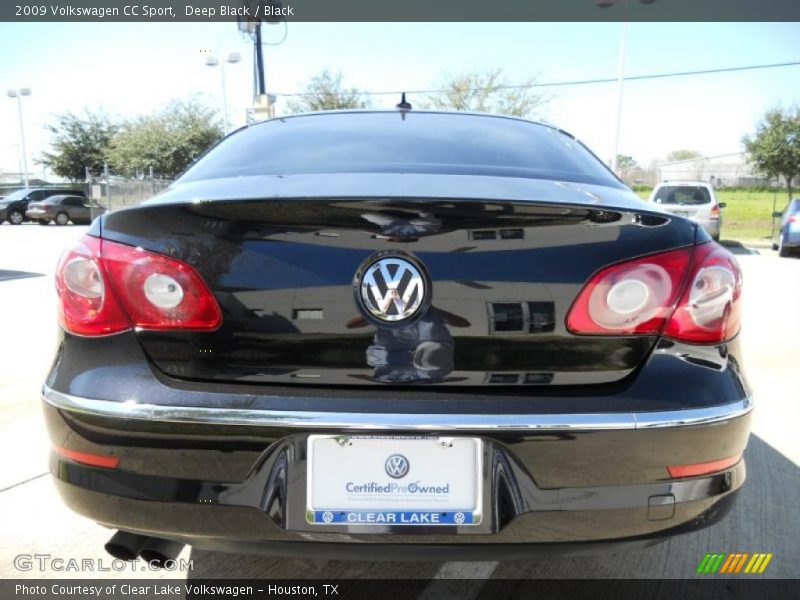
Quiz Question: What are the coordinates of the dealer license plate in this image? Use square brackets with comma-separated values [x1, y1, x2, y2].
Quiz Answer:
[306, 435, 482, 526]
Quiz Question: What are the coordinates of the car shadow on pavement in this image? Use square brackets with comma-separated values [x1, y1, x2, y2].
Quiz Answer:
[186, 435, 798, 580]
[718, 240, 761, 256]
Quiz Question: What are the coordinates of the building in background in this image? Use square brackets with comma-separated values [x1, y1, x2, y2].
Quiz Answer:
[655, 153, 777, 188]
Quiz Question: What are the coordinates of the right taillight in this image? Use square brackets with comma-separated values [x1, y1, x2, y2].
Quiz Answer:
[567, 242, 742, 344]
[663, 242, 742, 344]
[56, 235, 222, 337]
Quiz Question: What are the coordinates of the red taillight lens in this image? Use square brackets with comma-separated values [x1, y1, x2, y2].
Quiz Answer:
[566, 248, 692, 335]
[55, 236, 130, 336]
[663, 243, 742, 344]
[101, 239, 222, 331]
[789, 214, 798, 223]
[56, 235, 222, 336]
[567, 242, 742, 344]
[710, 203, 720, 218]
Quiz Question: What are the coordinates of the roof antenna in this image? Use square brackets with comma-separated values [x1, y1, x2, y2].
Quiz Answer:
[396, 92, 412, 110]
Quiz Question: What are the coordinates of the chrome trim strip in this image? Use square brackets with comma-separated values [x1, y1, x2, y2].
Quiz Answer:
[42, 387, 752, 431]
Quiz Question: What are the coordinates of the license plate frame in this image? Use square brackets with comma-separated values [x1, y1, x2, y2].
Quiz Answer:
[306, 435, 483, 527]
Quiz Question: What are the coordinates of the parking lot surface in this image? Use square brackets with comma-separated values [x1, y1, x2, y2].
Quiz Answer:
[0, 223, 797, 581]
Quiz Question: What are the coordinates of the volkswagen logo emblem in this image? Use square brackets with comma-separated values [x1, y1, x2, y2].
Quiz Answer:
[385, 454, 410, 479]
[358, 256, 426, 323]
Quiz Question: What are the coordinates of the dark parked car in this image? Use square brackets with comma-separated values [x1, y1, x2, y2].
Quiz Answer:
[44, 111, 750, 564]
[26, 194, 106, 225]
[0, 188, 86, 224]
[772, 198, 800, 257]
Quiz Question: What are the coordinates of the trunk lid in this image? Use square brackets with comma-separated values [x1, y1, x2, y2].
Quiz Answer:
[100, 176, 696, 387]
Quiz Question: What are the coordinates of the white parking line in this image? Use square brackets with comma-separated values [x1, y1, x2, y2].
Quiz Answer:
[414, 561, 499, 600]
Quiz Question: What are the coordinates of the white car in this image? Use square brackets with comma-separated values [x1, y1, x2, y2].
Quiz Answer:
[648, 181, 725, 241]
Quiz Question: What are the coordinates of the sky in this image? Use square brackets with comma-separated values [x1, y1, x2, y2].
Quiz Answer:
[0, 21, 798, 178]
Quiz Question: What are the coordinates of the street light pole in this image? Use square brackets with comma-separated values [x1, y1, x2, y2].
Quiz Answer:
[254, 21, 266, 96]
[611, 20, 628, 175]
[205, 52, 241, 133]
[7, 88, 31, 189]
[596, 0, 656, 175]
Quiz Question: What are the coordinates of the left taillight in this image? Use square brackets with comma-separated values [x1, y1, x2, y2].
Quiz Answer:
[56, 236, 130, 336]
[56, 235, 222, 336]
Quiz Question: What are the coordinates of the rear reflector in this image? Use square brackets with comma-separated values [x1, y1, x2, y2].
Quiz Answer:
[54, 446, 120, 469]
[567, 242, 742, 344]
[56, 235, 222, 336]
[667, 453, 742, 478]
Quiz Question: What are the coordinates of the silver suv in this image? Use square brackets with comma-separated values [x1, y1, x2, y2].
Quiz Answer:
[648, 181, 725, 241]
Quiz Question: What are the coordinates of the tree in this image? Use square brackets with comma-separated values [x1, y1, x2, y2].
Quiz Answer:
[616, 155, 638, 176]
[108, 99, 223, 178]
[40, 110, 117, 181]
[743, 106, 800, 202]
[286, 70, 371, 113]
[663, 149, 706, 179]
[666, 149, 703, 162]
[422, 69, 546, 118]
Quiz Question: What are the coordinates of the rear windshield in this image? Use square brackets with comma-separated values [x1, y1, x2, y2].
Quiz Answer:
[654, 185, 711, 205]
[178, 112, 624, 189]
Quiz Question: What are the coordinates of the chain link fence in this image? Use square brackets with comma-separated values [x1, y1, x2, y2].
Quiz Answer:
[88, 177, 174, 212]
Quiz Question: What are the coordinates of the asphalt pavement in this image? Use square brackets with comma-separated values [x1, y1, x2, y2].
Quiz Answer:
[0, 222, 797, 583]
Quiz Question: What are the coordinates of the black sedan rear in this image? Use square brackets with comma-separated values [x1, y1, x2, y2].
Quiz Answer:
[43, 110, 750, 562]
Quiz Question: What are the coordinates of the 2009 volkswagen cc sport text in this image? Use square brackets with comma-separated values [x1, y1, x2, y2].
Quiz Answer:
[43, 110, 751, 562]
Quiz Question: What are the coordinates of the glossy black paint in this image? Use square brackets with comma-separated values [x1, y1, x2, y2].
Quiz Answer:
[45, 111, 752, 556]
[47, 331, 749, 415]
[44, 325, 751, 551]
[45, 398, 749, 550]
[99, 196, 696, 387]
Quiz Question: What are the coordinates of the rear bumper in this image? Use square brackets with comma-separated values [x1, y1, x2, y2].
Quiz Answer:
[43, 385, 751, 557]
[700, 219, 721, 238]
[25, 208, 54, 220]
[50, 466, 742, 560]
[42, 329, 753, 557]
[782, 230, 800, 247]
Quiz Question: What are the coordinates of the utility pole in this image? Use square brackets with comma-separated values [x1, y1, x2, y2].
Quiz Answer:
[104, 161, 113, 209]
[254, 21, 266, 96]
[239, 2, 284, 121]
[7, 88, 31, 189]
[595, 0, 658, 175]
[611, 20, 628, 175]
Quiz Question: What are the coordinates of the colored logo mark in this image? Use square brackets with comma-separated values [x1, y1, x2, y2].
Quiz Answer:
[697, 552, 773, 574]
